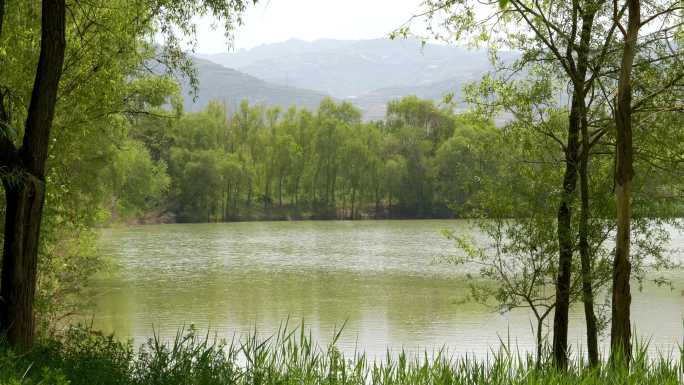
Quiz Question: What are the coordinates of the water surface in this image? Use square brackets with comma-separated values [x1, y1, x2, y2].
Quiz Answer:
[92, 220, 684, 358]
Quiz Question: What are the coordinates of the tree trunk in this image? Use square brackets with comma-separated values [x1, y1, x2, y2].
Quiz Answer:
[264, 174, 271, 209]
[293, 176, 300, 208]
[552, 97, 580, 369]
[576, 10, 599, 367]
[552, 7, 597, 368]
[374, 185, 380, 219]
[278, 175, 283, 207]
[331, 165, 337, 209]
[341, 189, 346, 219]
[1, 181, 45, 348]
[611, 0, 640, 362]
[234, 184, 240, 217]
[228, 183, 233, 222]
[536, 317, 543, 368]
[247, 182, 252, 208]
[579, 108, 599, 367]
[0, 0, 66, 350]
[350, 186, 356, 220]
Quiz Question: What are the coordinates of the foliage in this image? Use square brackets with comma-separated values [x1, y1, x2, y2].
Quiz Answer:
[109, 139, 171, 219]
[436, 64, 682, 362]
[126, 97, 499, 222]
[0, 324, 682, 385]
[408, 0, 684, 363]
[0, 0, 256, 337]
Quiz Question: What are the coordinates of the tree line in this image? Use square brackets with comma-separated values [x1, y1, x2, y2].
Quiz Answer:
[120, 96, 496, 222]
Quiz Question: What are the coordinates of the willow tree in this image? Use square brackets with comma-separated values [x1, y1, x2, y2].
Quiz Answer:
[0, 0, 256, 350]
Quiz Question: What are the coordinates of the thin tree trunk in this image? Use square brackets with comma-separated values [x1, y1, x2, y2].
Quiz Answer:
[293, 175, 300, 207]
[536, 318, 543, 368]
[247, 182, 252, 208]
[350, 186, 356, 220]
[374, 185, 380, 219]
[552, 6, 598, 368]
[579, 110, 599, 367]
[611, 0, 640, 362]
[228, 183, 233, 222]
[552, 97, 580, 369]
[325, 160, 331, 207]
[278, 175, 283, 207]
[0, 0, 66, 350]
[576, 9, 599, 367]
[264, 173, 271, 209]
[233, 184, 240, 217]
[341, 188, 346, 219]
[331, 164, 337, 209]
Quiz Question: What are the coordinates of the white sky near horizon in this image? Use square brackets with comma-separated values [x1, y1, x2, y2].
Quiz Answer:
[193, 0, 428, 54]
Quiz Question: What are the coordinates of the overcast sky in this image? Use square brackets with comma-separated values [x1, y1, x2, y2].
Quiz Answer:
[194, 0, 426, 54]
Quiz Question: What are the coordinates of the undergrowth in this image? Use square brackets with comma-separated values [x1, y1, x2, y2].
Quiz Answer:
[1, 322, 682, 384]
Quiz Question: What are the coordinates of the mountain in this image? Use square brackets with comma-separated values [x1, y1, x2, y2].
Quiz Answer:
[191, 39, 521, 119]
[182, 57, 330, 113]
[200, 38, 494, 99]
[349, 73, 484, 120]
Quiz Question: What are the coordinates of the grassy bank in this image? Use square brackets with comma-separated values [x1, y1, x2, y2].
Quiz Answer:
[2, 324, 682, 385]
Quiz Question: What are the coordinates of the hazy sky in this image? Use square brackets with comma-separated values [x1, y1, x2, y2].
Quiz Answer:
[194, 0, 426, 54]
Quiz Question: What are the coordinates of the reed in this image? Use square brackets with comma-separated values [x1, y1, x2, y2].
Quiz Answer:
[2, 322, 682, 385]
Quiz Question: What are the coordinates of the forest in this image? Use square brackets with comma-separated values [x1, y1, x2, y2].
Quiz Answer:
[120, 97, 496, 222]
[0, 0, 683, 384]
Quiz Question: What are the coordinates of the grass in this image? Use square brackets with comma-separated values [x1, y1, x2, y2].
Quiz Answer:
[1, 321, 682, 385]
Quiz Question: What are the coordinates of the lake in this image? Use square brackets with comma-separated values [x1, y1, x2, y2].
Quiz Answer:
[91, 220, 684, 358]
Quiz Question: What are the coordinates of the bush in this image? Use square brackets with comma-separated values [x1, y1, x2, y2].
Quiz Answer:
[0, 339, 69, 385]
[35, 327, 134, 385]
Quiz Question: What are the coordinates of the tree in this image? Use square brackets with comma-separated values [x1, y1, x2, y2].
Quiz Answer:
[339, 124, 372, 219]
[110, 139, 171, 219]
[0, 0, 67, 349]
[433, 116, 497, 216]
[441, 113, 584, 366]
[403, 0, 599, 366]
[607, 0, 683, 361]
[610, 0, 641, 360]
[0, 0, 257, 349]
[406, 0, 683, 367]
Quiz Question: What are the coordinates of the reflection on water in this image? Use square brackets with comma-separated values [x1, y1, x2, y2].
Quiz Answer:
[91, 220, 684, 358]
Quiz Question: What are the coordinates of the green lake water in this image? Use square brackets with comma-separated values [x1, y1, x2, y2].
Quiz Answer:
[91, 219, 684, 358]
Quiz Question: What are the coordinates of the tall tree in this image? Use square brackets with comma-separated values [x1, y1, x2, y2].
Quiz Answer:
[406, 0, 608, 367]
[605, 0, 684, 361]
[611, 0, 640, 360]
[405, 0, 683, 367]
[0, 0, 66, 349]
[574, 4, 600, 367]
[0, 0, 256, 349]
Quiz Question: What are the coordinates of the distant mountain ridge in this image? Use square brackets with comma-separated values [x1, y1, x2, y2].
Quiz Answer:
[190, 38, 503, 119]
[182, 57, 329, 113]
